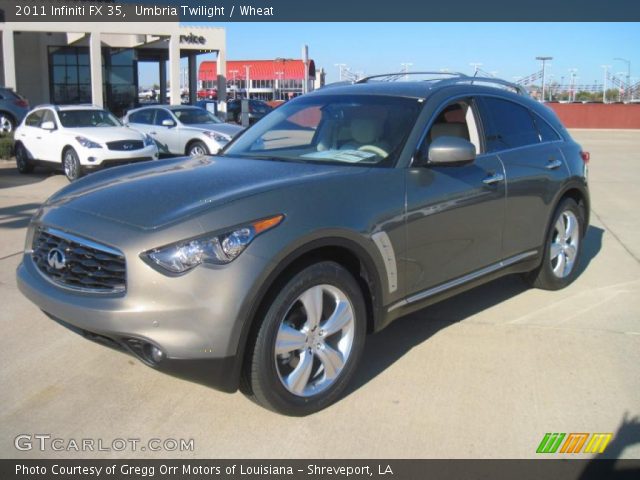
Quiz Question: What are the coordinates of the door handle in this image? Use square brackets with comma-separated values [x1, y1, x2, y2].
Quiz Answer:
[149, 131, 157, 135]
[483, 173, 504, 185]
[36, 136, 42, 140]
[546, 158, 563, 170]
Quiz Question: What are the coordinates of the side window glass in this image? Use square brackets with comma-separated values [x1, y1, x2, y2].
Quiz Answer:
[419, 99, 481, 158]
[41, 110, 57, 128]
[154, 109, 173, 126]
[25, 111, 44, 127]
[481, 97, 540, 152]
[129, 110, 154, 125]
[534, 115, 561, 142]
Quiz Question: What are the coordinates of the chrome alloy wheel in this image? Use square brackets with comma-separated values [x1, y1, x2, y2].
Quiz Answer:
[0, 115, 13, 134]
[550, 210, 580, 278]
[64, 153, 76, 178]
[274, 284, 355, 397]
[189, 144, 207, 156]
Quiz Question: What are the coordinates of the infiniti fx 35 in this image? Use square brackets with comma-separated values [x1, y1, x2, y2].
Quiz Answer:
[17, 73, 590, 415]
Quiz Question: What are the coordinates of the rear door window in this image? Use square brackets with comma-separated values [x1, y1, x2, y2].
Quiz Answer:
[479, 97, 540, 152]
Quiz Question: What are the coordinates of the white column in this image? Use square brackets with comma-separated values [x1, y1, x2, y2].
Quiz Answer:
[216, 49, 227, 117]
[2, 28, 17, 90]
[168, 34, 181, 105]
[89, 32, 103, 107]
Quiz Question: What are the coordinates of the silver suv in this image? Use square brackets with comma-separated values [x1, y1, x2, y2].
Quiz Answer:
[17, 73, 590, 415]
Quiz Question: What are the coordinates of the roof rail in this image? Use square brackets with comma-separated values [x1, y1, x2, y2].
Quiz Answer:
[32, 103, 58, 110]
[356, 71, 528, 96]
[356, 71, 467, 83]
[436, 76, 529, 96]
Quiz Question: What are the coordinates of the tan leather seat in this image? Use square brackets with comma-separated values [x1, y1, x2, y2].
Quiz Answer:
[429, 122, 470, 141]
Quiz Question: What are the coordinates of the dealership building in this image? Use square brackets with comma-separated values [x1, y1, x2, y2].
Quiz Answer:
[199, 59, 324, 101]
[0, 21, 227, 115]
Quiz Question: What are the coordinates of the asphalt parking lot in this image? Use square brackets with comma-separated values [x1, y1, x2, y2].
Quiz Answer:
[0, 130, 638, 459]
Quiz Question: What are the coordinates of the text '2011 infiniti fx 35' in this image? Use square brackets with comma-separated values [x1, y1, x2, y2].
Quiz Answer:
[17, 73, 590, 415]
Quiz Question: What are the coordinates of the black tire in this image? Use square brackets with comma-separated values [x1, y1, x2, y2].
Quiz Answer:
[245, 261, 366, 416]
[187, 140, 209, 156]
[15, 143, 34, 174]
[62, 148, 83, 182]
[525, 198, 584, 290]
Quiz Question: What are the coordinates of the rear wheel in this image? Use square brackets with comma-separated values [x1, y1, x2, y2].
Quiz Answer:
[245, 261, 366, 416]
[525, 198, 584, 290]
[0, 113, 15, 134]
[63, 148, 83, 182]
[15, 143, 33, 174]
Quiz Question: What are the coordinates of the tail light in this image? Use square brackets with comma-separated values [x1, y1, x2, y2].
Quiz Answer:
[580, 151, 590, 163]
[14, 99, 29, 108]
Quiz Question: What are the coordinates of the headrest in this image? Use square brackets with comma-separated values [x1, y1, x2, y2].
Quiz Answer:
[430, 123, 470, 141]
[351, 118, 382, 144]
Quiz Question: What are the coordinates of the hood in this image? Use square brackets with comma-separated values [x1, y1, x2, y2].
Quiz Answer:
[66, 126, 144, 143]
[46, 156, 365, 229]
[186, 123, 244, 138]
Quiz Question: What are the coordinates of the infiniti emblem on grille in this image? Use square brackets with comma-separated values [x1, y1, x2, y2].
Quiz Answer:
[47, 248, 67, 270]
[123, 143, 133, 150]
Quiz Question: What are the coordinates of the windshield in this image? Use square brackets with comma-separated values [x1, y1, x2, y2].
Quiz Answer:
[58, 109, 121, 128]
[223, 94, 422, 166]
[173, 108, 222, 125]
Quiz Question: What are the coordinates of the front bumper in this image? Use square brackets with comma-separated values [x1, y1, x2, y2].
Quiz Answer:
[15, 240, 263, 393]
[78, 144, 159, 167]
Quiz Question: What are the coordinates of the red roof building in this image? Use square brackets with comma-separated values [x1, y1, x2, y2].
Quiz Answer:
[199, 59, 318, 101]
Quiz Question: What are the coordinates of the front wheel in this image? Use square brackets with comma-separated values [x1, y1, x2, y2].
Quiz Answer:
[525, 198, 584, 290]
[245, 261, 367, 416]
[63, 148, 83, 182]
[15, 143, 33, 174]
[187, 141, 209, 157]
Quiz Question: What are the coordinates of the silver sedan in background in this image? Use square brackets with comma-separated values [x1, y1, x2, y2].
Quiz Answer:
[123, 105, 244, 156]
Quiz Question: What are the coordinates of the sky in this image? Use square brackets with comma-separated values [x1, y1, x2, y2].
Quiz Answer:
[139, 22, 640, 88]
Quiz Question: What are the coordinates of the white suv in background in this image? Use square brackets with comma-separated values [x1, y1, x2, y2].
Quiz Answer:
[123, 105, 244, 156]
[14, 105, 159, 181]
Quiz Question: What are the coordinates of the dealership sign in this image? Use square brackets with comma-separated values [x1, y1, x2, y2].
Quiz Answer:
[180, 33, 206, 45]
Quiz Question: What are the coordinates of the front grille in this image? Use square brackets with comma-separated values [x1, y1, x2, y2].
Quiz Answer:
[106, 140, 144, 151]
[31, 228, 126, 294]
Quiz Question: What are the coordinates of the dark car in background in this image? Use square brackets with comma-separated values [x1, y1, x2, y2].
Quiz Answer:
[17, 72, 590, 415]
[227, 98, 273, 124]
[0, 87, 30, 134]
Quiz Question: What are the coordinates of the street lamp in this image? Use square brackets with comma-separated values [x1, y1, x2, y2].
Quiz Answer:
[613, 57, 631, 102]
[469, 62, 482, 75]
[400, 62, 413, 81]
[274, 71, 284, 100]
[601, 65, 611, 103]
[536, 56, 553, 102]
[243, 65, 252, 99]
[568, 68, 578, 102]
[229, 69, 238, 99]
[334, 63, 346, 82]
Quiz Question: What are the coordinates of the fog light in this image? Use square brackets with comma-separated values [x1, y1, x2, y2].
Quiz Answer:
[150, 345, 164, 363]
[87, 156, 97, 163]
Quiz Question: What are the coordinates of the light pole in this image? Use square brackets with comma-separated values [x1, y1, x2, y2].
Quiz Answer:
[469, 62, 483, 75]
[229, 69, 238, 99]
[334, 64, 346, 82]
[274, 71, 283, 100]
[400, 62, 413, 81]
[601, 65, 611, 103]
[613, 57, 631, 102]
[243, 65, 251, 99]
[568, 68, 578, 102]
[536, 56, 553, 102]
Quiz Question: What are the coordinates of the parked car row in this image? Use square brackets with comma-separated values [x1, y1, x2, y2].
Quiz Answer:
[13, 103, 244, 181]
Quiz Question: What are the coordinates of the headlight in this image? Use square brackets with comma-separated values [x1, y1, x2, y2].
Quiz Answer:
[75, 136, 102, 149]
[203, 131, 230, 143]
[143, 214, 284, 274]
[143, 134, 155, 147]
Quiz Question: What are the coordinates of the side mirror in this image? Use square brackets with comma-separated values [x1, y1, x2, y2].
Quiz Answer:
[161, 119, 176, 127]
[427, 136, 476, 166]
[40, 121, 56, 131]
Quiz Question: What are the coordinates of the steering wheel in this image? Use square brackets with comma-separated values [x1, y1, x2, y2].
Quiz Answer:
[358, 145, 388, 157]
